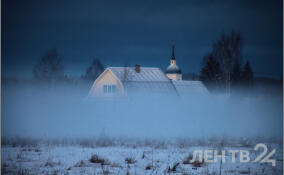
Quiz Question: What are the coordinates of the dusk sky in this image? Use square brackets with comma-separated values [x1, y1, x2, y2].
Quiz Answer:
[2, 0, 283, 78]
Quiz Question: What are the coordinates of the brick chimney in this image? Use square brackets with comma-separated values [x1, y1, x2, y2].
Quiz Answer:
[135, 64, 140, 73]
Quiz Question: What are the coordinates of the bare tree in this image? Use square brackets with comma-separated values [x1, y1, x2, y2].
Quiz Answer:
[121, 63, 135, 95]
[122, 63, 130, 84]
[211, 31, 243, 95]
[33, 48, 66, 83]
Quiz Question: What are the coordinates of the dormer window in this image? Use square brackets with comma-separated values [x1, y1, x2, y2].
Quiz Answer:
[111, 85, 116, 93]
[103, 85, 117, 93]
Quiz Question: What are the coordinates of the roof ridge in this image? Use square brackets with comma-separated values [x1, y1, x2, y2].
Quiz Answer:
[123, 80, 171, 83]
[172, 80, 202, 82]
[108, 67, 160, 69]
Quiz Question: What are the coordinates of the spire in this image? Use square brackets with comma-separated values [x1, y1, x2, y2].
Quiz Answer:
[171, 41, 175, 60]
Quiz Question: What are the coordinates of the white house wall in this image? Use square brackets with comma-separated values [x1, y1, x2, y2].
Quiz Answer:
[88, 69, 125, 97]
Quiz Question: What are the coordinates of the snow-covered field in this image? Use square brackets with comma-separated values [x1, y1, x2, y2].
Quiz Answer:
[1, 139, 283, 175]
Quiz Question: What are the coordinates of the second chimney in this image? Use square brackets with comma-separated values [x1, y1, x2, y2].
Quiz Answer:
[135, 64, 140, 73]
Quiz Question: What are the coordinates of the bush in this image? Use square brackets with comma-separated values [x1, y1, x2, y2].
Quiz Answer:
[192, 160, 205, 167]
[145, 164, 152, 170]
[44, 158, 61, 167]
[2, 137, 39, 147]
[74, 160, 85, 167]
[182, 153, 193, 164]
[17, 168, 30, 175]
[168, 162, 179, 172]
[125, 157, 136, 164]
[183, 153, 205, 167]
[90, 154, 109, 165]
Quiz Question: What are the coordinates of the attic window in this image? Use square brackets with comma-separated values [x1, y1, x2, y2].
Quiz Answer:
[111, 85, 116, 93]
[103, 85, 117, 93]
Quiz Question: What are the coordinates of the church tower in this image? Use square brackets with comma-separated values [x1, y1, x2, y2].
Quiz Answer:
[166, 42, 182, 80]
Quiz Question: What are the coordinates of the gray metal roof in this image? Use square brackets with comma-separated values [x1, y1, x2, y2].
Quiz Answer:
[124, 81, 177, 94]
[108, 67, 170, 82]
[108, 67, 177, 95]
[171, 80, 209, 94]
[105, 67, 208, 96]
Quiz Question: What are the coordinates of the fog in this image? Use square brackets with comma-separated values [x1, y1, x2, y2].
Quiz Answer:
[1, 81, 283, 140]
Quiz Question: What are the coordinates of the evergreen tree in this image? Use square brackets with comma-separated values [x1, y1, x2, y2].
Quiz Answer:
[200, 54, 222, 91]
[231, 59, 242, 87]
[242, 60, 253, 87]
[82, 59, 104, 81]
[212, 31, 242, 94]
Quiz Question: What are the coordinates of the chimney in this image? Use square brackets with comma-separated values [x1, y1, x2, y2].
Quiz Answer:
[135, 64, 140, 73]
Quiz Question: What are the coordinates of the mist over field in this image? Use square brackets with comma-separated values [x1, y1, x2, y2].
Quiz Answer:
[1, 80, 282, 141]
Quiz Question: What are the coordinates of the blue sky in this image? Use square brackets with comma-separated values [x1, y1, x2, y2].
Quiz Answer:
[2, 0, 283, 78]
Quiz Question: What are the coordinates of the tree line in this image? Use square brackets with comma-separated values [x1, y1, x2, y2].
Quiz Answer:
[200, 31, 253, 94]
[33, 48, 105, 83]
[33, 31, 253, 94]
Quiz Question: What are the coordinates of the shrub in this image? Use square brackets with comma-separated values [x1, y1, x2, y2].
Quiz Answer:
[74, 160, 85, 167]
[182, 153, 193, 164]
[192, 160, 205, 167]
[45, 161, 55, 167]
[17, 168, 30, 175]
[2, 137, 39, 147]
[145, 164, 152, 170]
[103, 169, 110, 175]
[168, 162, 179, 172]
[79, 139, 95, 148]
[182, 153, 205, 167]
[44, 158, 61, 167]
[90, 154, 109, 165]
[125, 157, 136, 164]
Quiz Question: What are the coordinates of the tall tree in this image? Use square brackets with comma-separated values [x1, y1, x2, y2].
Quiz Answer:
[242, 60, 253, 87]
[200, 54, 222, 91]
[231, 59, 242, 87]
[212, 31, 242, 94]
[33, 48, 66, 82]
[82, 59, 104, 80]
[200, 31, 244, 93]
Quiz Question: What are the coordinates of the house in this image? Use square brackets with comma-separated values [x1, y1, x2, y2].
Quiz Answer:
[88, 66, 177, 97]
[88, 44, 208, 98]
